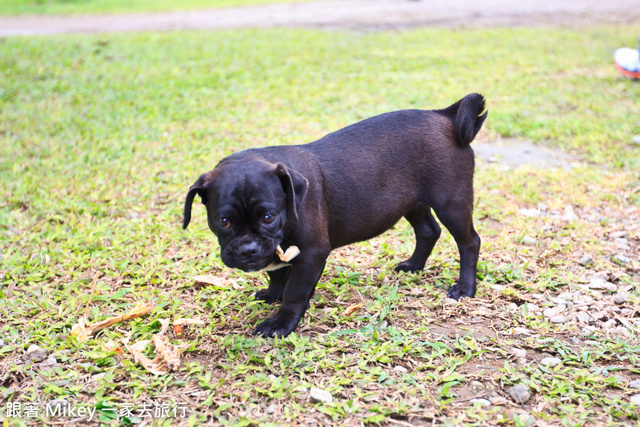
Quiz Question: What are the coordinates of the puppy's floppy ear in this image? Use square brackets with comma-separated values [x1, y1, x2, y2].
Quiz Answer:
[275, 164, 308, 223]
[183, 173, 213, 230]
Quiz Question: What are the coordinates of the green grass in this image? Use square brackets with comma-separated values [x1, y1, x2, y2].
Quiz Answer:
[0, 0, 311, 15]
[1, 26, 640, 425]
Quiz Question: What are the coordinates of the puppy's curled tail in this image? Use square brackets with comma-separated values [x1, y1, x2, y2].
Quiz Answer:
[441, 93, 488, 147]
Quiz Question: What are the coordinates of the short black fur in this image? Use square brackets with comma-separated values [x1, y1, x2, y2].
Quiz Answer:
[184, 93, 488, 337]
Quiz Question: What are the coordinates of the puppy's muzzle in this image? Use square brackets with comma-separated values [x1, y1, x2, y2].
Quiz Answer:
[222, 237, 278, 272]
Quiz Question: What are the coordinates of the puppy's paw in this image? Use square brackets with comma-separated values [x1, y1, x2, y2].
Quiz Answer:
[253, 308, 302, 338]
[394, 260, 423, 273]
[254, 289, 283, 304]
[446, 283, 476, 300]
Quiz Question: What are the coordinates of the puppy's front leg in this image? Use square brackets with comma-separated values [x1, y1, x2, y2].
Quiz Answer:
[253, 250, 327, 338]
[255, 268, 290, 304]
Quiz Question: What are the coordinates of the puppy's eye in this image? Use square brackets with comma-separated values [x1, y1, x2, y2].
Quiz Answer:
[218, 218, 231, 229]
[263, 213, 276, 224]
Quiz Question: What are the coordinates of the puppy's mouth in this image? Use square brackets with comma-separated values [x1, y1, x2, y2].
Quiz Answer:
[235, 257, 275, 272]
[221, 241, 280, 272]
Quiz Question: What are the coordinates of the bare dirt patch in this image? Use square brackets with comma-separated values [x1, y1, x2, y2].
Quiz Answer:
[2, 0, 640, 36]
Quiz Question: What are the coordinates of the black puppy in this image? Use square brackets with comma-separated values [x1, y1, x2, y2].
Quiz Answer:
[183, 93, 487, 338]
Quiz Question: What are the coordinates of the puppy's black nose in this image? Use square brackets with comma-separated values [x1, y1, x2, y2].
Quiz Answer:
[238, 241, 260, 258]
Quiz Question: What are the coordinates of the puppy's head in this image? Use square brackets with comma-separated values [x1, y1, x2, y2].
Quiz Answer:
[183, 157, 308, 272]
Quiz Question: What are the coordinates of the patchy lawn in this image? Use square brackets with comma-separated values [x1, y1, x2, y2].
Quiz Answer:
[1, 26, 639, 425]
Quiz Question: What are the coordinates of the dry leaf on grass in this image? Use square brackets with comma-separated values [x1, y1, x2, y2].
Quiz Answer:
[126, 340, 170, 375]
[344, 303, 364, 316]
[126, 319, 183, 374]
[193, 274, 224, 286]
[152, 334, 181, 370]
[193, 274, 243, 290]
[276, 245, 300, 262]
[71, 302, 154, 343]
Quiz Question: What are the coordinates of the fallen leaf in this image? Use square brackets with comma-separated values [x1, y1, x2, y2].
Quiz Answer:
[193, 274, 226, 286]
[70, 317, 91, 342]
[344, 303, 364, 316]
[126, 340, 169, 375]
[152, 334, 181, 370]
[71, 302, 154, 343]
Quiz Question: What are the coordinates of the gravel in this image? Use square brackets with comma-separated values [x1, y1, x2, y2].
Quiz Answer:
[25, 344, 48, 363]
[541, 357, 562, 367]
[309, 387, 333, 403]
[508, 384, 531, 404]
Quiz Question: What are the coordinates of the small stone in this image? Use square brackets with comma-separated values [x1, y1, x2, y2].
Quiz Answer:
[613, 292, 628, 305]
[269, 375, 277, 382]
[537, 203, 548, 211]
[42, 355, 57, 366]
[615, 238, 629, 249]
[632, 135, 640, 146]
[550, 315, 567, 324]
[576, 312, 592, 323]
[0, 339, 6, 348]
[512, 348, 527, 359]
[513, 327, 531, 335]
[588, 278, 616, 291]
[630, 394, 640, 405]
[558, 292, 573, 301]
[522, 236, 537, 245]
[569, 337, 581, 344]
[550, 297, 568, 306]
[444, 298, 458, 304]
[629, 380, 640, 389]
[309, 387, 333, 403]
[543, 308, 558, 318]
[563, 206, 578, 221]
[266, 403, 277, 414]
[25, 344, 48, 362]
[470, 398, 491, 407]
[591, 311, 606, 321]
[542, 225, 553, 232]
[579, 255, 593, 266]
[609, 231, 627, 239]
[541, 357, 562, 367]
[508, 303, 518, 312]
[491, 284, 505, 292]
[91, 373, 106, 381]
[508, 384, 531, 404]
[393, 365, 408, 373]
[613, 255, 631, 264]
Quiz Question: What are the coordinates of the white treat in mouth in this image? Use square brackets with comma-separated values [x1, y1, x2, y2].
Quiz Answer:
[276, 245, 300, 262]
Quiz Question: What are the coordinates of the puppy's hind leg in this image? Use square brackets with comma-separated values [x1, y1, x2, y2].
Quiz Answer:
[432, 200, 480, 300]
[395, 205, 441, 273]
[255, 268, 290, 304]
